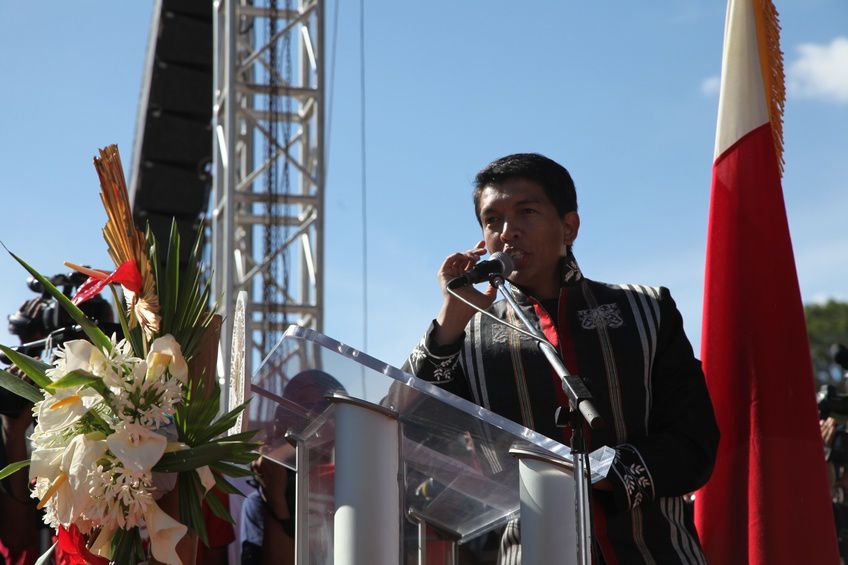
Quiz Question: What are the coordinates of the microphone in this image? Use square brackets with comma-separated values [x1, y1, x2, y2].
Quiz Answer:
[447, 252, 514, 289]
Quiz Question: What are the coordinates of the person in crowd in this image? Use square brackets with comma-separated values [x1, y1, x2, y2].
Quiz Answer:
[0, 299, 48, 565]
[241, 370, 345, 565]
[822, 416, 848, 562]
[403, 153, 719, 564]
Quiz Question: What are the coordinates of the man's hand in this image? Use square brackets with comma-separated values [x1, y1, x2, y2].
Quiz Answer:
[821, 417, 837, 447]
[433, 241, 498, 346]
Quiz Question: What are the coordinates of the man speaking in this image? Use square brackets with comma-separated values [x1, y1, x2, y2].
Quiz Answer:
[404, 153, 719, 564]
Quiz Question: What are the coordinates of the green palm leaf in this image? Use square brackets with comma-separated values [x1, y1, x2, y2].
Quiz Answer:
[5, 250, 111, 352]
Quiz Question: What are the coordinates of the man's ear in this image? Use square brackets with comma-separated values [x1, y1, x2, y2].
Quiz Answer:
[563, 212, 580, 245]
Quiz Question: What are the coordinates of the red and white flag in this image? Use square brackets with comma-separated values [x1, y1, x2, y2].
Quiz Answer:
[695, 1, 839, 563]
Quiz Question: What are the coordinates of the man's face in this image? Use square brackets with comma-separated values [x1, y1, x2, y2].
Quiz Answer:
[478, 178, 579, 299]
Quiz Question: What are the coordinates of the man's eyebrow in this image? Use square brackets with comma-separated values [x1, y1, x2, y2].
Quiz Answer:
[484, 197, 542, 210]
[480, 197, 543, 217]
[515, 197, 543, 206]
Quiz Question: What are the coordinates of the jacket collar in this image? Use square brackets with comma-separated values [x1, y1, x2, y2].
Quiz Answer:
[508, 250, 584, 305]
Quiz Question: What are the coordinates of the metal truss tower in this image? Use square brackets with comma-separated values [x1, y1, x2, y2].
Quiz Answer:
[211, 0, 324, 397]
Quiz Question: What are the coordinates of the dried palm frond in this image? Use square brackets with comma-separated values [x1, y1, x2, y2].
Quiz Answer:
[94, 145, 160, 341]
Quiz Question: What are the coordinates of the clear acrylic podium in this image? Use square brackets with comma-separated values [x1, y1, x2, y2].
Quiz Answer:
[249, 326, 614, 565]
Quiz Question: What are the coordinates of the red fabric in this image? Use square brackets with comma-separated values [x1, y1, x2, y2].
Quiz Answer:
[694, 123, 839, 564]
[0, 539, 38, 565]
[535, 292, 619, 562]
[533, 290, 581, 446]
[199, 488, 236, 550]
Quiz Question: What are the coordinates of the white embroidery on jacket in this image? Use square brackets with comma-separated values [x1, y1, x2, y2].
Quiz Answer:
[578, 303, 624, 330]
[431, 356, 457, 382]
[622, 462, 652, 508]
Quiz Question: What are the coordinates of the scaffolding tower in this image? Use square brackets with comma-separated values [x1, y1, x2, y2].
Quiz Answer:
[211, 0, 324, 401]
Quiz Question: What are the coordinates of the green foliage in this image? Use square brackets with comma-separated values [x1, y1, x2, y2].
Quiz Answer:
[5, 250, 112, 352]
[0, 459, 30, 481]
[154, 360, 258, 533]
[154, 441, 259, 473]
[0, 345, 52, 388]
[172, 373, 256, 448]
[805, 299, 848, 383]
[45, 369, 107, 396]
[0, 369, 43, 403]
[178, 470, 208, 546]
[203, 486, 235, 525]
[147, 221, 215, 360]
[109, 284, 144, 358]
[110, 527, 145, 565]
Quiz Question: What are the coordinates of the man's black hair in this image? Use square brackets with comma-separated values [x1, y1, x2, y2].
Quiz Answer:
[473, 153, 577, 222]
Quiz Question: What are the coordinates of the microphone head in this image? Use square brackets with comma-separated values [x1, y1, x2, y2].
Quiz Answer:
[489, 251, 514, 276]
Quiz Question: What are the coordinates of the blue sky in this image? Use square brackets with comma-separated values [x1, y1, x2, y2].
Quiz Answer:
[0, 2, 846, 369]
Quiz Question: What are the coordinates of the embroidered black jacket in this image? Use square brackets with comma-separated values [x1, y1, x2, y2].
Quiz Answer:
[403, 260, 719, 564]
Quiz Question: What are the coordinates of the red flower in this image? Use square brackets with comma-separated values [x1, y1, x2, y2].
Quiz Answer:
[72, 260, 143, 305]
[55, 525, 109, 565]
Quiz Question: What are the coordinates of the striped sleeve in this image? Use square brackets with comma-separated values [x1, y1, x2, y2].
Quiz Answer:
[607, 287, 719, 510]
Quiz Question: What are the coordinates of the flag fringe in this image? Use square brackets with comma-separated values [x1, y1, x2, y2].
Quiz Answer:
[754, 0, 785, 175]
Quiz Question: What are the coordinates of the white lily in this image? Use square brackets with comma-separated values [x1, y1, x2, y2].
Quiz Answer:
[58, 340, 103, 373]
[75, 340, 124, 388]
[60, 434, 108, 522]
[146, 335, 188, 384]
[32, 475, 69, 527]
[29, 447, 64, 482]
[143, 500, 187, 565]
[55, 340, 120, 386]
[106, 422, 167, 476]
[89, 524, 116, 560]
[32, 434, 106, 525]
[31, 388, 101, 448]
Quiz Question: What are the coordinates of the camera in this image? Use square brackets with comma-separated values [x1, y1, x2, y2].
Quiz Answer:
[0, 271, 119, 416]
[818, 385, 848, 420]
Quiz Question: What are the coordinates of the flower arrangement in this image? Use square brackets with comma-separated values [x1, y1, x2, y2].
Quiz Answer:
[0, 146, 257, 564]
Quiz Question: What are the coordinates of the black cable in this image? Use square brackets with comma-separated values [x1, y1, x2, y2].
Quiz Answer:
[324, 0, 340, 185]
[263, 0, 279, 356]
[359, 0, 368, 353]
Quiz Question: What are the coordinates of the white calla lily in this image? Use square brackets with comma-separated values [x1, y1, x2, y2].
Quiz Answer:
[90, 523, 116, 560]
[107, 422, 167, 475]
[60, 340, 103, 374]
[60, 434, 108, 522]
[146, 335, 188, 384]
[31, 388, 101, 447]
[29, 447, 64, 482]
[39, 473, 74, 525]
[60, 339, 127, 388]
[143, 500, 187, 565]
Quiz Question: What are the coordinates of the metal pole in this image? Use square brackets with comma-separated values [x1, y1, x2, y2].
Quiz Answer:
[417, 518, 428, 565]
[492, 278, 593, 565]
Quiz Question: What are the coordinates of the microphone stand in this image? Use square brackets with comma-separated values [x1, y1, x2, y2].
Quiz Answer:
[490, 275, 602, 565]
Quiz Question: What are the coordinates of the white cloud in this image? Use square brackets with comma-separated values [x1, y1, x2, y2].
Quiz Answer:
[807, 293, 848, 306]
[788, 37, 848, 104]
[700, 75, 720, 96]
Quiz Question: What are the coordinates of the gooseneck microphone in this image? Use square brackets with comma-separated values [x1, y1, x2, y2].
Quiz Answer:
[447, 251, 514, 289]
